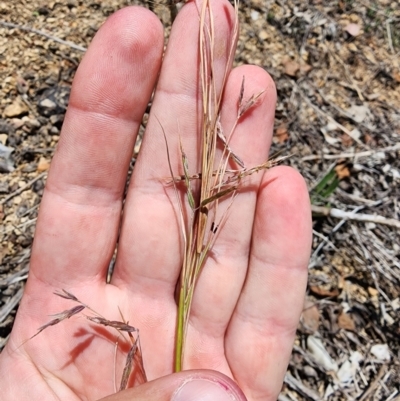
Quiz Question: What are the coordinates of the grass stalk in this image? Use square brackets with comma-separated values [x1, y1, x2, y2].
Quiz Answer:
[170, 0, 287, 372]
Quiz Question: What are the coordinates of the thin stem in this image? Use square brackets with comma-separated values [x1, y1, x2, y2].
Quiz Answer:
[175, 286, 185, 372]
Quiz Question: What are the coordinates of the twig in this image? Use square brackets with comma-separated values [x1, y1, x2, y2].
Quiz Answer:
[0, 172, 47, 205]
[284, 372, 322, 401]
[310, 205, 366, 267]
[0, 287, 23, 324]
[301, 143, 400, 161]
[312, 204, 400, 229]
[0, 21, 87, 52]
[336, 189, 387, 206]
[0, 266, 29, 288]
[386, 19, 394, 54]
[357, 365, 387, 401]
[312, 229, 338, 252]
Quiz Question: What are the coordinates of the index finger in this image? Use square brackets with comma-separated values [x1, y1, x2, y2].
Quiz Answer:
[29, 7, 164, 288]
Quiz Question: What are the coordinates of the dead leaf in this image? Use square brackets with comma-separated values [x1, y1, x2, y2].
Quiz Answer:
[364, 133, 374, 145]
[338, 311, 356, 331]
[300, 63, 313, 74]
[340, 133, 353, 147]
[275, 123, 289, 143]
[37, 157, 50, 172]
[310, 285, 340, 297]
[302, 300, 320, 332]
[393, 70, 400, 83]
[367, 287, 379, 297]
[283, 59, 300, 77]
[335, 164, 350, 179]
[348, 43, 358, 52]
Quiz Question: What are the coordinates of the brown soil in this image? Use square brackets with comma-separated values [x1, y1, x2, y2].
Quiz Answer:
[1, 1, 399, 400]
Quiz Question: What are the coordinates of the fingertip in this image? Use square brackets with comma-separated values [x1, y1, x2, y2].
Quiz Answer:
[100, 6, 163, 57]
[69, 5, 164, 121]
[99, 370, 247, 401]
[258, 165, 312, 268]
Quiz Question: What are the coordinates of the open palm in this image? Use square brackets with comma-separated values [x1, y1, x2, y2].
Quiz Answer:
[0, 2, 311, 400]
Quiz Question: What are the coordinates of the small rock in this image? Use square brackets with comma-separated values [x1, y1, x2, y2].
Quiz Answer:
[22, 163, 37, 173]
[37, 157, 50, 172]
[0, 143, 15, 172]
[251, 10, 259, 21]
[391, 298, 400, 311]
[0, 181, 9, 193]
[22, 117, 41, 131]
[0, 134, 7, 145]
[0, 119, 15, 135]
[13, 195, 22, 205]
[303, 365, 318, 379]
[370, 343, 391, 362]
[258, 30, 268, 41]
[33, 178, 45, 194]
[37, 6, 50, 15]
[38, 126, 49, 137]
[49, 114, 64, 127]
[37, 86, 70, 117]
[4, 98, 29, 118]
[348, 43, 358, 52]
[39, 98, 57, 111]
[16, 76, 29, 95]
[10, 118, 24, 129]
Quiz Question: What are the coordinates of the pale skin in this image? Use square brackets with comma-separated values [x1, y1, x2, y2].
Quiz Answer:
[0, 1, 312, 401]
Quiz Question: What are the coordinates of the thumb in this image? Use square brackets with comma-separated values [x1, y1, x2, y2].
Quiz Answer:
[99, 370, 248, 401]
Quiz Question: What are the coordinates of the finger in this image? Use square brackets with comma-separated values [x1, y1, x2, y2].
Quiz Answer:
[112, 0, 236, 298]
[183, 66, 276, 372]
[100, 370, 247, 401]
[226, 166, 312, 401]
[28, 8, 163, 287]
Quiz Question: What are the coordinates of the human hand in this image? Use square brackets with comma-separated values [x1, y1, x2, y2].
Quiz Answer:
[0, 1, 312, 400]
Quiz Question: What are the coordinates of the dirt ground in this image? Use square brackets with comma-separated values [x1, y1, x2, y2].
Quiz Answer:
[0, 0, 399, 400]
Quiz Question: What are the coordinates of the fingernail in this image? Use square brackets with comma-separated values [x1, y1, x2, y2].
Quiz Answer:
[172, 377, 246, 401]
